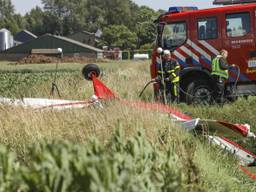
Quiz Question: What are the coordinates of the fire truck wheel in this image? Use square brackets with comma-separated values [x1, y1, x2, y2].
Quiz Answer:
[82, 64, 101, 81]
[225, 87, 238, 102]
[226, 93, 237, 102]
[185, 79, 213, 105]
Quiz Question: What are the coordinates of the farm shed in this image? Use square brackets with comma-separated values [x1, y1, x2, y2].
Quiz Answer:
[14, 30, 37, 45]
[68, 31, 96, 47]
[0, 34, 103, 61]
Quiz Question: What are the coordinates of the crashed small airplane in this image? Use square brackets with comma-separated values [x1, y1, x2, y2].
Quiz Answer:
[0, 64, 256, 179]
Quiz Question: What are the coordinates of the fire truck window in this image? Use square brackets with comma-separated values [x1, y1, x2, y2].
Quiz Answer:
[198, 18, 217, 40]
[226, 13, 250, 37]
[162, 22, 186, 48]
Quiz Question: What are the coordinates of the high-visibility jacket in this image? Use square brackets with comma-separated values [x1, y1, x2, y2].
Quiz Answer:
[157, 59, 180, 83]
[167, 64, 180, 83]
[211, 55, 229, 79]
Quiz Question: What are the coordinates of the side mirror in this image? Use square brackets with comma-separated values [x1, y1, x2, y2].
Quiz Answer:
[157, 23, 164, 34]
[157, 22, 165, 47]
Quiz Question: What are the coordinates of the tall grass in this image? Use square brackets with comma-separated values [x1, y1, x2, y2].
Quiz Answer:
[0, 113, 253, 191]
[0, 60, 255, 191]
[0, 60, 152, 99]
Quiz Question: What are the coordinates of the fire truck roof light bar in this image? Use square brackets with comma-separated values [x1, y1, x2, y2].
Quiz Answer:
[213, 0, 256, 5]
[168, 7, 198, 14]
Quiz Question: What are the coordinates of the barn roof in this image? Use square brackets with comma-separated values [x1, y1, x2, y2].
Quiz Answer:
[14, 30, 37, 43]
[2, 34, 102, 54]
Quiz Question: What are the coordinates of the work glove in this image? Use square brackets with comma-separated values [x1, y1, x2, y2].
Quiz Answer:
[164, 77, 170, 82]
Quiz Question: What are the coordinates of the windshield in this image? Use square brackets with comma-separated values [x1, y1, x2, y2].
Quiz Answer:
[162, 22, 187, 49]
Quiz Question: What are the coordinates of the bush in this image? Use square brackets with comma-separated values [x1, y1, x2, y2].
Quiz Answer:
[0, 129, 197, 191]
[0, 127, 249, 191]
[20, 129, 186, 191]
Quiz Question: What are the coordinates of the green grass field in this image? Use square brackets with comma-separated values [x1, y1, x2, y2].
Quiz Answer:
[0, 60, 255, 191]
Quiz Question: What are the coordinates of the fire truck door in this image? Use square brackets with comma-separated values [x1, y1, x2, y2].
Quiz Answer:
[222, 11, 255, 82]
[188, 15, 221, 69]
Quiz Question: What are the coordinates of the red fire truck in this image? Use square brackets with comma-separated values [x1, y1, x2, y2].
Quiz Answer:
[151, 1, 256, 104]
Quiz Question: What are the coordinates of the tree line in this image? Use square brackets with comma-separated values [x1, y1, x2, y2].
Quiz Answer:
[0, 0, 164, 49]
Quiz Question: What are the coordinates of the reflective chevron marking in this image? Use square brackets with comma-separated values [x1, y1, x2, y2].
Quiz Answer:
[187, 39, 212, 62]
[199, 40, 220, 55]
[180, 46, 200, 63]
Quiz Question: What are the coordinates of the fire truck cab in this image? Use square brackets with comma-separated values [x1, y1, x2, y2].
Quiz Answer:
[151, 3, 256, 104]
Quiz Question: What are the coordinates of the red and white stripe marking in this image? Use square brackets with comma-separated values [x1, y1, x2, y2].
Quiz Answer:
[0, 97, 98, 110]
[187, 39, 212, 62]
[198, 40, 220, 55]
[170, 39, 243, 81]
[209, 136, 256, 166]
[180, 45, 200, 64]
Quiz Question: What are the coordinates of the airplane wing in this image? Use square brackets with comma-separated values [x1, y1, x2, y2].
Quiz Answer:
[0, 97, 98, 110]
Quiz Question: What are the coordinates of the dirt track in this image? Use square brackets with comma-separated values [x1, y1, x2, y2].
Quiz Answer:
[17, 54, 101, 64]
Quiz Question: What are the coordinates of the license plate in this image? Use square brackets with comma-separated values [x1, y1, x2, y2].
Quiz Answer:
[248, 60, 256, 68]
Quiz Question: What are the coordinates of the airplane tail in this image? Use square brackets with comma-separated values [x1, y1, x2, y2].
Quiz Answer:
[92, 76, 116, 99]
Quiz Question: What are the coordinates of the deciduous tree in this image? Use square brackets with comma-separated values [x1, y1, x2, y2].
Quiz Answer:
[99, 25, 137, 49]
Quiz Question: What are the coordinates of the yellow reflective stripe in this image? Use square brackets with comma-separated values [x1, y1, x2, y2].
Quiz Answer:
[172, 77, 180, 83]
[175, 66, 180, 69]
[211, 71, 228, 78]
[173, 85, 177, 96]
[211, 57, 229, 79]
[167, 70, 175, 73]
[212, 57, 219, 72]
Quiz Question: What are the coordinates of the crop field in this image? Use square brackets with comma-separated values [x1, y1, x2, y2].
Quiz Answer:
[0, 60, 256, 191]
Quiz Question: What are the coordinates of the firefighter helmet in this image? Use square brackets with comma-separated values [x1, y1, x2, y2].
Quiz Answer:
[163, 50, 171, 55]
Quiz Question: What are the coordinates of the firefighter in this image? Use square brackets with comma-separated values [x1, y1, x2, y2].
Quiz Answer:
[157, 50, 180, 103]
[211, 49, 235, 103]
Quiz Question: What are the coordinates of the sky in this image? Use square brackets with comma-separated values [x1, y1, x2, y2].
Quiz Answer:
[11, 0, 217, 15]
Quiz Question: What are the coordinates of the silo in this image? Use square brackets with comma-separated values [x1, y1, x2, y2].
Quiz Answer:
[0, 28, 11, 51]
[9, 35, 14, 48]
